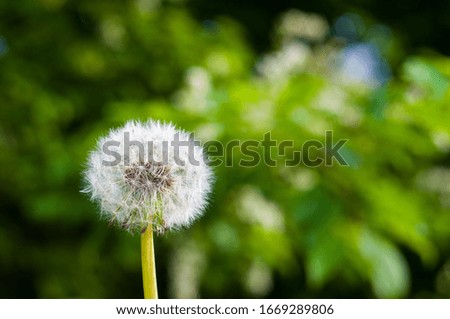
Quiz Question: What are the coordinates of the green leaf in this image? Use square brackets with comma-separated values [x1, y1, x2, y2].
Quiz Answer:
[306, 236, 343, 289]
[359, 228, 410, 298]
[403, 58, 449, 99]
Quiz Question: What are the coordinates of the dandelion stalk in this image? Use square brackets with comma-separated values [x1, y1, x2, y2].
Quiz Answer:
[141, 226, 158, 299]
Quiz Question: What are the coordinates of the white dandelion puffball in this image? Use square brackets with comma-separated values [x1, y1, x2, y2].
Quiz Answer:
[83, 120, 213, 233]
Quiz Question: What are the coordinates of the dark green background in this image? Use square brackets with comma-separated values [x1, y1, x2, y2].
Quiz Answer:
[0, 0, 449, 298]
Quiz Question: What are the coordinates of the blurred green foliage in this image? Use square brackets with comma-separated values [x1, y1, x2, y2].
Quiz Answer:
[0, 0, 449, 298]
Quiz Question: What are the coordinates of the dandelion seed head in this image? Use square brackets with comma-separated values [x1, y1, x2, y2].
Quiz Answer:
[82, 120, 213, 234]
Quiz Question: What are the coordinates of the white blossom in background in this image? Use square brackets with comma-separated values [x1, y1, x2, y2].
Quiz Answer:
[237, 186, 284, 231]
[417, 167, 450, 208]
[176, 67, 212, 114]
[257, 41, 311, 83]
[289, 107, 330, 136]
[82, 120, 213, 233]
[241, 101, 275, 132]
[278, 9, 329, 42]
[245, 261, 273, 297]
[313, 85, 362, 127]
[279, 167, 318, 192]
[135, 0, 161, 13]
[169, 240, 206, 298]
[194, 123, 223, 141]
[432, 131, 450, 152]
[100, 17, 126, 49]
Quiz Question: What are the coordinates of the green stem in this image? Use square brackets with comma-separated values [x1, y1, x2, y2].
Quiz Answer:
[141, 226, 158, 299]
